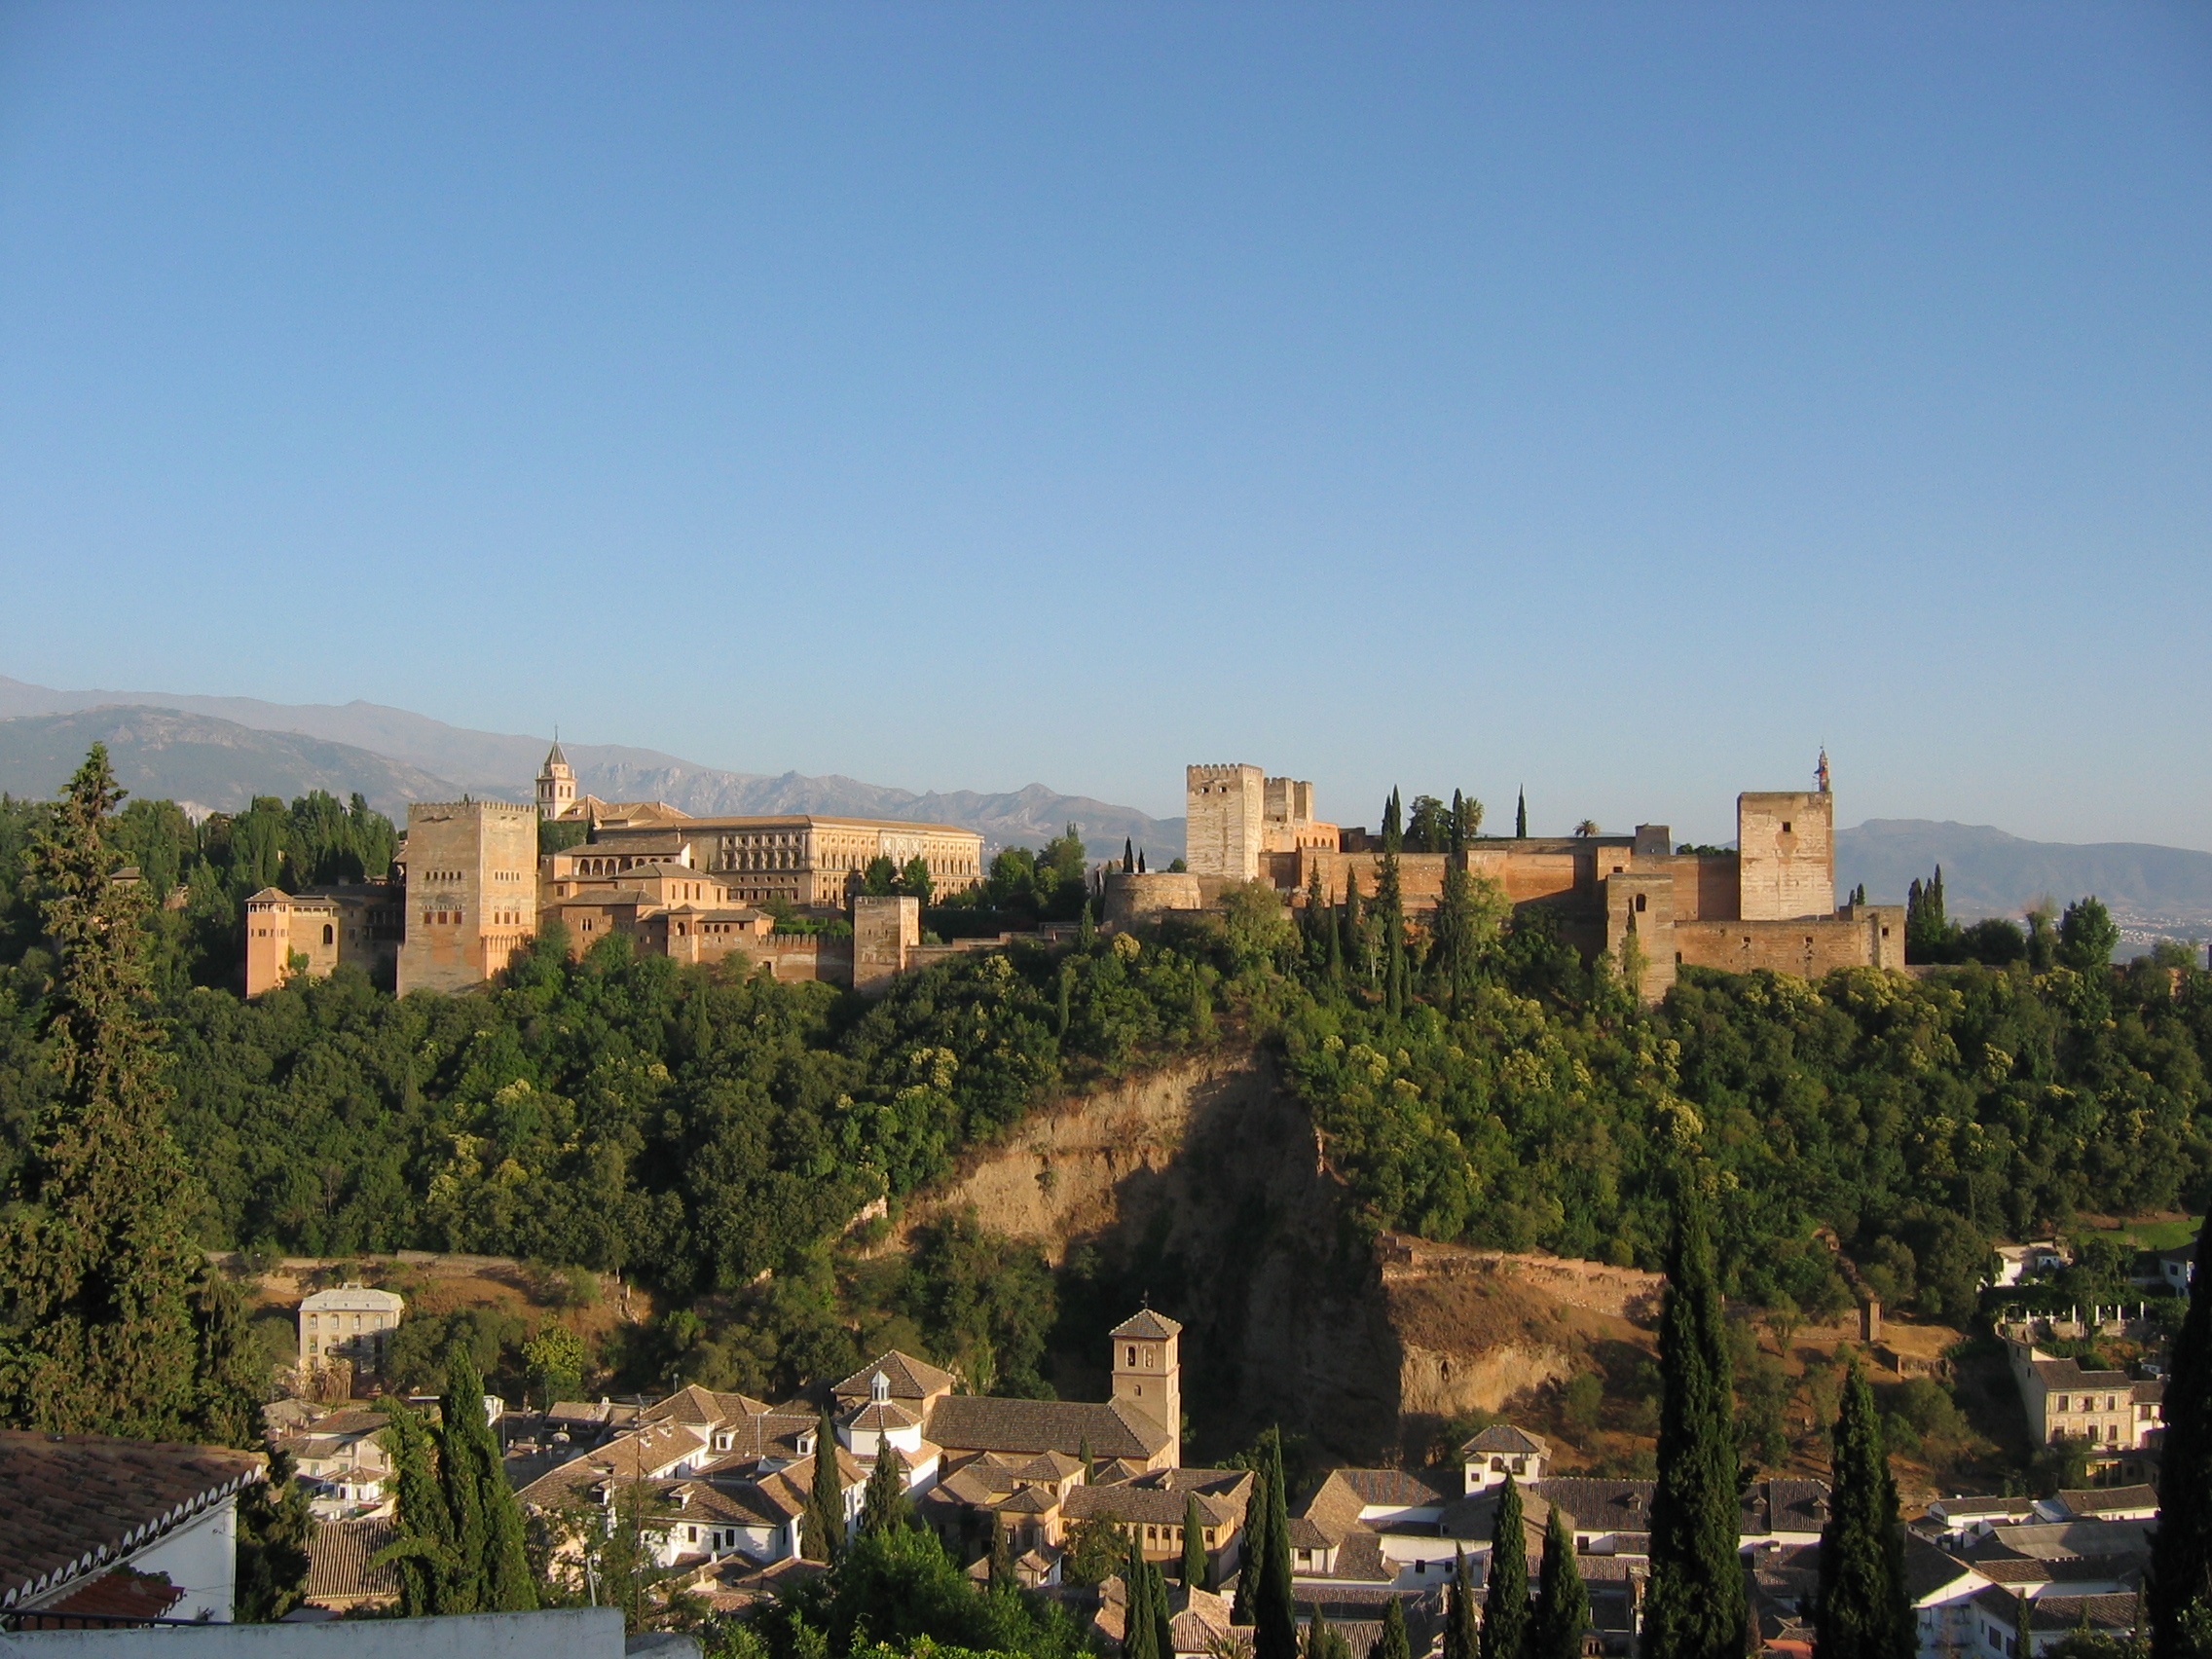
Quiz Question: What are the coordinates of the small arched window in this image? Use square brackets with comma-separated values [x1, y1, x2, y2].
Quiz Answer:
[322, 924, 335, 944]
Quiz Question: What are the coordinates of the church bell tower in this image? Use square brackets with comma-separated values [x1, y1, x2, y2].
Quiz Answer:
[537, 740, 576, 823]
[1110, 1309, 1183, 1465]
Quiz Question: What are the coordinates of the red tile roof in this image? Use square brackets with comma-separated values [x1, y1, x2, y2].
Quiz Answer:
[0, 1432, 265, 1610]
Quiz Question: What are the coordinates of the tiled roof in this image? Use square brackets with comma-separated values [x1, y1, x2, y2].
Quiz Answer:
[1744, 1480, 1831, 1536]
[1328, 1469, 1452, 1509]
[926, 1396, 1171, 1461]
[34, 1566, 187, 1625]
[1463, 1425, 1550, 1457]
[1902, 1535, 1982, 1602]
[1065, 1483, 1241, 1530]
[0, 1433, 265, 1610]
[1972, 1587, 2143, 1633]
[1531, 1477, 1655, 1535]
[642, 1384, 772, 1427]
[303, 1518, 400, 1606]
[2057, 1486, 2159, 1515]
[1969, 1520, 2155, 1564]
[1929, 1495, 2036, 1519]
[513, 1423, 709, 1507]
[1111, 1310, 1185, 1341]
[847, 1401, 921, 1432]
[833, 1351, 958, 1404]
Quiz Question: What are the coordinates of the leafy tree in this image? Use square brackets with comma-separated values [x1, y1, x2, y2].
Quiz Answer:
[1815, 1360, 1907, 1659]
[1453, 790, 1485, 845]
[862, 857, 900, 897]
[524, 1324, 588, 1409]
[2152, 1213, 2212, 1658]
[1064, 1508, 1126, 1587]
[1642, 1174, 1745, 1659]
[899, 856, 936, 906]
[1481, 1475, 1530, 1659]
[1405, 795, 1451, 854]
[234, 1446, 314, 1622]
[1530, 1505, 1590, 1659]
[2059, 898, 2121, 973]
[0, 746, 210, 1437]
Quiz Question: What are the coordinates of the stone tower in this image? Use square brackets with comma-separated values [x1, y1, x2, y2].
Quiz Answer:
[1737, 787, 1836, 921]
[537, 740, 577, 823]
[396, 799, 540, 993]
[1186, 764, 1264, 880]
[1110, 1309, 1182, 1464]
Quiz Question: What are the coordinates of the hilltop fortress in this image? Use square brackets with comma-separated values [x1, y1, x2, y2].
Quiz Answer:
[1107, 756, 1902, 1001]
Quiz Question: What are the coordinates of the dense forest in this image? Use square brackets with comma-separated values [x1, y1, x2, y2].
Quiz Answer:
[2, 779, 2209, 1445]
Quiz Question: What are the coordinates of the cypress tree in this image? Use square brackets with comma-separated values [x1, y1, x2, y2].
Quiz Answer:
[1124, 838, 1136, 874]
[1378, 846, 1406, 1019]
[1138, 848, 1148, 873]
[375, 1401, 454, 1616]
[1125, 1535, 1161, 1659]
[234, 1446, 314, 1622]
[990, 1515, 1015, 1587]
[1255, 1432, 1299, 1659]
[1530, 1506, 1590, 1659]
[1233, 1452, 1271, 1626]
[1377, 1596, 1413, 1659]
[1183, 1491, 1209, 1588]
[1816, 1360, 1907, 1659]
[1382, 790, 1404, 853]
[190, 1264, 272, 1450]
[1642, 1172, 1747, 1659]
[0, 745, 205, 1436]
[1152, 1555, 1176, 1659]
[1481, 1475, 1530, 1659]
[1341, 869, 1364, 983]
[805, 1405, 844, 1561]
[437, 1342, 535, 1611]
[1309, 1601, 1352, 1659]
[1082, 1433, 1096, 1485]
[1444, 1546, 1479, 1659]
[1516, 790, 1528, 838]
[862, 1442, 908, 1536]
[2151, 1210, 2212, 1658]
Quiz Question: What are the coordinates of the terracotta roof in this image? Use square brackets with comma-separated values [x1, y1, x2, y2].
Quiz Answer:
[642, 1384, 772, 1428]
[1065, 1482, 1243, 1530]
[1111, 1310, 1184, 1341]
[303, 1518, 400, 1607]
[513, 1423, 709, 1507]
[927, 1396, 1171, 1461]
[833, 1351, 958, 1404]
[0, 1433, 265, 1610]
[35, 1567, 187, 1625]
[847, 1401, 921, 1433]
[1325, 1469, 1452, 1510]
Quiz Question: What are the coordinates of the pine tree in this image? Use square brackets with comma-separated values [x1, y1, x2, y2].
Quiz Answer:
[1256, 1431, 1299, 1659]
[375, 1401, 454, 1616]
[1377, 1596, 1413, 1659]
[1642, 1171, 1746, 1659]
[1444, 1546, 1480, 1659]
[1530, 1506, 1590, 1659]
[1516, 790, 1528, 838]
[0, 745, 207, 1436]
[805, 1405, 844, 1561]
[439, 1342, 536, 1611]
[862, 1442, 909, 1535]
[2152, 1210, 2212, 1658]
[1233, 1452, 1271, 1626]
[1481, 1475, 1530, 1659]
[1816, 1360, 1908, 1659]
[1183, 1491, 1209, 1588]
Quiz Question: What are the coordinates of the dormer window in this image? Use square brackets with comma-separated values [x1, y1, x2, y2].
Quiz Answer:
[872, 1372, 891, 1403]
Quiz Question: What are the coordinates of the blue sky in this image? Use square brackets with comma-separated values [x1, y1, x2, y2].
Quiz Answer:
[2, 4, 2206, 845]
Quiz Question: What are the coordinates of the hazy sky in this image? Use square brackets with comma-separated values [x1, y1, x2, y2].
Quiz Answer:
[2, 4, 2206, 845]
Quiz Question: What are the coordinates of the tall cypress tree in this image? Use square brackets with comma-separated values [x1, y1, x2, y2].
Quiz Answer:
[1515, 789, 1528, 838]
[805, 1404, 845, 1562]
[437, 1343, 536, 1612]
[862, 1442, 909, 1536]
[1256, 1431, 1300, 1659]
[1234, 1452, 1271, 1626]
[1378, 789, 1407, 1019]
[1530, 1506, 1590, 1659]
[1183, 1491, 1209, 1588]
[2152, 1212, 2212, 1658]
[1124, 1534, 1159, 1659]
[1341, 869, 1365, 984]
[1124, 838, 1137, 874]
[1444, 1546, 1480, 1659]
[1642, 1172, 1747, 1659]
[1816, 1361, 1907, 1659]
[1481, 1476, 1530, 1659]
[1377, 1596, 1413, 1659]
[1152, 1555, 1176, 1659]
[0, 746, 207, 1436]
[375, 1401, 454, 1616]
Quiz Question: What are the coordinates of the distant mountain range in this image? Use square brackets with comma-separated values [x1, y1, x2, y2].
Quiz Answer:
[0, 678, 1186, 861]
[1836, 819, 2212, 934]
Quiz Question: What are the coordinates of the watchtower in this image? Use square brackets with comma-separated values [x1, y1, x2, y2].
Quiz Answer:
[1186, 764, 1264, 880]
[1110, 1309, 1183, 1462]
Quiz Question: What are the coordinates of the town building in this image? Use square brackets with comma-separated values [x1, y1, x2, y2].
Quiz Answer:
[242, 884, 404, 997]
[2005, 1339, 2164, 1471]
[1158, 753, 1905, 1002]
[271, 1405, 397, 1521]
[0, 1432, 266, 1626]
[297, 1284, 405, 1391]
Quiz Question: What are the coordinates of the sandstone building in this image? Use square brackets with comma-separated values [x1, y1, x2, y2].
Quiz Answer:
[243, 885, 404, 997]
[393, 798, 542, 995]
[1169, 754, 1902, 1000]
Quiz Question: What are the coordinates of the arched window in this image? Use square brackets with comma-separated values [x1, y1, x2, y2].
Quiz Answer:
[322, 924, 335, 945]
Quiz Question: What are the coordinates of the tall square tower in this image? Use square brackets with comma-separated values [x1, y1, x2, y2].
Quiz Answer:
[1110, 1309, 1182, 1463]
[397, 799, 541, 993]
[1186, 764, 1264, 880]
[1737, 791, 1835, 921]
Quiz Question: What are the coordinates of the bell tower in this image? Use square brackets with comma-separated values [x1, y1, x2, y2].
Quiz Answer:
[537, 739, 576, 823]
[1109, 1309, 1183, 1465]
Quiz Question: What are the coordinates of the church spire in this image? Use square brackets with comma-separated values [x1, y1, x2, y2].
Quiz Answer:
[1816, 747, 1830, 794]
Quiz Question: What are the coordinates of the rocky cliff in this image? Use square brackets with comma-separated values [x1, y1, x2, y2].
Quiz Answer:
[895, 1046, 1659, 1467]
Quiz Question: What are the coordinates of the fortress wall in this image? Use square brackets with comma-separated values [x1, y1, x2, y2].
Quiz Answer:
[1675, 908, 1898, 978]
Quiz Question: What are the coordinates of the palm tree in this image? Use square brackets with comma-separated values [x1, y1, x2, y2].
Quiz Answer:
[1573, 820, 1600, 838]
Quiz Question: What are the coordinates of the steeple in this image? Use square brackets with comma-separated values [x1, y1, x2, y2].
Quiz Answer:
[1816, 747, 1830, 794]
[537, 735, 576, 823]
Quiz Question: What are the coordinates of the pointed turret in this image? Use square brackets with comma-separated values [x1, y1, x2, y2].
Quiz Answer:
[537, 737, 577, 822]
